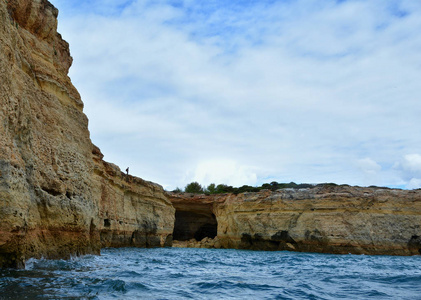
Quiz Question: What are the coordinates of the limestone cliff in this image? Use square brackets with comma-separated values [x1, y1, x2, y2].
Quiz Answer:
[0, 0, 174, 268]
[168, 186, 421, 256]
[92, 146, 174, 249]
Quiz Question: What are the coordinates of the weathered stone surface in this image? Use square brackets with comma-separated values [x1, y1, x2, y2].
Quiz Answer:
[0, 0, 174, 268]
[172, 236, 222, 249]
[168, 186, 421, 256]
[170, 193, 220, 241]
[92, 146, 174, 249]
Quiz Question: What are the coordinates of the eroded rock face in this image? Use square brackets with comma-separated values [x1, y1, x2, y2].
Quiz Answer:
[0, 0, 174, 268]
[170, 193, 221, 242]
[92, 147, 174, 249]
[172, 237, 222, 249]
[168, 186, 421, 255]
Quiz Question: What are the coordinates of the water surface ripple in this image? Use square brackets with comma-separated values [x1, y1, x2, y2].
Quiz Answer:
[0, 248, 420, 299]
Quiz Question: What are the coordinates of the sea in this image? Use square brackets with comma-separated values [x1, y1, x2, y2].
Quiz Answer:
[0, 247, 420, 300]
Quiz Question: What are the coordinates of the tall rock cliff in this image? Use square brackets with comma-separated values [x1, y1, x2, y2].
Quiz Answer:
[0, 0, 174, 268]
[168, 186, 421, 256]
[92, 146, 174, 249]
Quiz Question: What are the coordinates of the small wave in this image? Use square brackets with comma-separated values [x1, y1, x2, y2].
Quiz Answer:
[25, 257, 93, 273]
[116, 270, 142, 278]
[168, 272, 185, 279]
[194, 280, 234, 290]
[93, 278, 127, 294]
[127, 282, 149, 291]
[194, 280, 275, 291]
[378, 274, 421, 285]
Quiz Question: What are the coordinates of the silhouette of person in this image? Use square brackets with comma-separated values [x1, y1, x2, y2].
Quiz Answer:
[126, 167, 129, 175]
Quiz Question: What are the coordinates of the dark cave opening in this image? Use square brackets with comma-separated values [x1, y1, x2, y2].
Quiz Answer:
[173, 210, 217, 241]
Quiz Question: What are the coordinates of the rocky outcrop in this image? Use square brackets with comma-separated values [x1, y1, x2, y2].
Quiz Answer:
[92, 146, 174, 249]
[0, 0, 174, 268]
[168, 186, 421, 256]
[172, 237, 222, 249]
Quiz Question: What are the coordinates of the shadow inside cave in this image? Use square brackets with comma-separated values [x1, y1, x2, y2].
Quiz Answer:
[173, 210, 217, 242]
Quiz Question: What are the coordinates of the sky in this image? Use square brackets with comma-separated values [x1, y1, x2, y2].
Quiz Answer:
[49, 0, 421, 191]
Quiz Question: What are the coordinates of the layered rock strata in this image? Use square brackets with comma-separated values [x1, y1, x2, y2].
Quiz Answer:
[92, 146, 174, 249]
[168, 186, 421, 256]
[0, 0, 174, 268]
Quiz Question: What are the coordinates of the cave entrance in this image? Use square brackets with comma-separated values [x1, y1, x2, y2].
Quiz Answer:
[173, 210, 217, 241]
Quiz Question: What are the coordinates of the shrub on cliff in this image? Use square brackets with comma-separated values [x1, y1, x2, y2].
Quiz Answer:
[215, 184, 235, 194]
[180, 181, 323, 195]
[172, 187, 183, 193]
[236, 185, 260, 194]
[184, 182, 204, 194]
[206, 183, 217, 194]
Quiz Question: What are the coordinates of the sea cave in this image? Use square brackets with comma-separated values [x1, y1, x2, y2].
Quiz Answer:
[173, 210, 217, 241]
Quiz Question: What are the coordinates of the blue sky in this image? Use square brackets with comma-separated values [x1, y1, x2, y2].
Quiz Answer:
[50, 0, 421, 190]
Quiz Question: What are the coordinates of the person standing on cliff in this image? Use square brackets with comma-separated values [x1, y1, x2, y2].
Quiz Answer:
[126, 167, 129, 175]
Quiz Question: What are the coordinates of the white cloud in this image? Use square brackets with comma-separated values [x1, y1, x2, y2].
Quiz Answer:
[187, 159, 258, 188]
[356, 158, 382, 186]
[407, 178, 421, 190]
[395, 154, 421, 189]
[401, 154, 421, 175]
[50, 0, 421, 190]
[357, 158, 382, 175]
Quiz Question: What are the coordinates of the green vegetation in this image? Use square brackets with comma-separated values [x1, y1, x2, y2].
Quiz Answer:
[207, 183, 216, 194]
[184, 181, 204, 194]
[172, 181, 342, 195]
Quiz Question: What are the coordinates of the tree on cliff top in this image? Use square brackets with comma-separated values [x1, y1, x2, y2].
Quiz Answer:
[184, 181, 204, 194]
[206, 183, 216, 194]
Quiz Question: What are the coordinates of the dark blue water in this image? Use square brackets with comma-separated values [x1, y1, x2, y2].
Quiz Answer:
[0, 248, 420, 300]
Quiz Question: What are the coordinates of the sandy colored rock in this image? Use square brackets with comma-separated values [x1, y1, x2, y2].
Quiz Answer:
[168, 186, 421, 255]
[92, 147, 174, 249]
[0, 0, 174, 268]
[172, 237, 221, 249]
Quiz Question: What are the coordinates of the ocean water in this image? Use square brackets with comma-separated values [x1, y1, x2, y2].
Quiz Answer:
[0, 248, 420, 300]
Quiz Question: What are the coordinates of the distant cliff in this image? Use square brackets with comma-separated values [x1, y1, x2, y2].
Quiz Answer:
[168, 186, 421, 256]
[0, 0, 174, 268]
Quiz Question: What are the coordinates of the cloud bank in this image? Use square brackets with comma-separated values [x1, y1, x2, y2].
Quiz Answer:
[51, 0, 421, 190]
